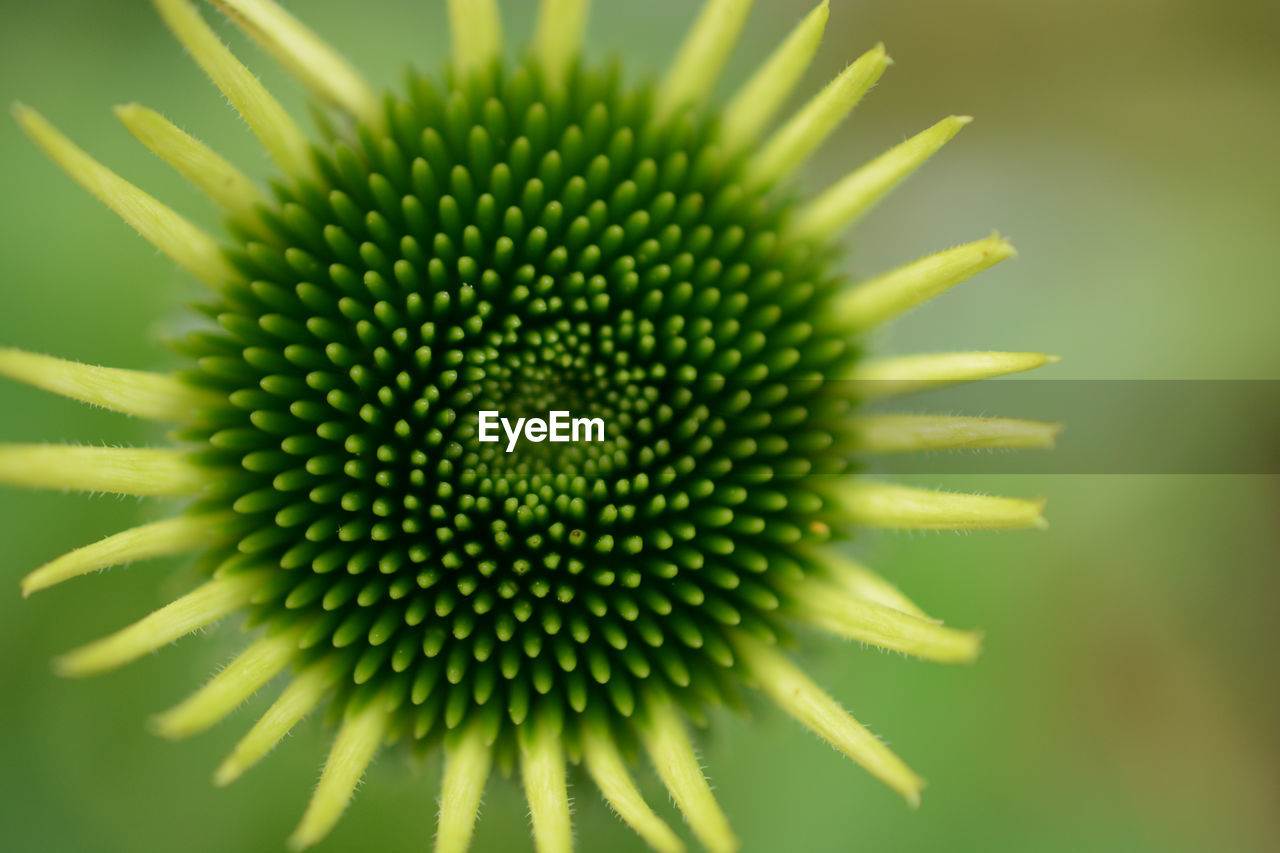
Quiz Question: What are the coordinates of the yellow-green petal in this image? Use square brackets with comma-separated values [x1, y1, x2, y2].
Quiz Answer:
[436, 724, 493, 853]
[209, 0, 380, 123]
[791, 115, 974, 241]
[288, 699, 388, 850]
[55, 574, 262, 677]
[831, 480, 1048, 531]
[642, 700, 739, 853]
[0, 347, 218, 422]
[21, 513, 229, 597]
[853, 414, 1062, 453]
[0, 444, 207, 496]
[734, 634, 925, 805]
[721, 1, 829, 151]
[747, 43, 891, 188]
[13, 104, 238, 288]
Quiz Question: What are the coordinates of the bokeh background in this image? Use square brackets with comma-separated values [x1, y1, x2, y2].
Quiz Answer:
[1, 1, 1277, 851]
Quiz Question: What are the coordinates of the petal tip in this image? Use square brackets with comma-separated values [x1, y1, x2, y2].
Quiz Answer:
[284, 831, 316, 853]
[212, 761, 240, 788]
[147, 712, 186, 741]
[51, 652, 92, 679]
[981, 231, 1017, 260]
[958, 629, 985, 663]
[11, 102, 43, 135]
[1027, 498, 1050, 529]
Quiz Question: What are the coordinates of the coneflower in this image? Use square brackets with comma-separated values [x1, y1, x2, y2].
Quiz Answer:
[1, 1, 1058, 851]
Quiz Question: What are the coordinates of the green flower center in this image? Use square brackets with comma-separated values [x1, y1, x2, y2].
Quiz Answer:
[182, 61, 855, 749]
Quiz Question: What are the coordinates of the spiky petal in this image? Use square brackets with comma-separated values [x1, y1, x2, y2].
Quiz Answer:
[12, 104, 237, 287]
[0, 445, 207, 496]
[656, 0, 754, 121]
[734, 634, 925, 805]
[800, 549, 929, 618]
[55, 574, 263, 677]
[114, 103, 268, 225]
[747, 43, 891, 188]
[835, 234, 1015, 330]
[288, 699, 389, 851]
[853, 414, 1062, 453]
[831, 481, 1048, 531]
[209, 0, 380, 123]
[583, 720, 685, 853]
[0, 347, 217, 423]
[214, 664, 332, 786]
[151, 629, 302, 738]
[791, 115, 974, 241]
[21, 513, 229, 597]
[448, 0, 503, 78]
[521, 719, 573, 853]
[436, 724, 493, 853]
[151, 0, 314, 177]
[533, 0, 591, 89]
[642, 699, 739, 853]
[721, 1, 829, 150]
[784, 579, 981, 663]
[849, 351, 1059, 398]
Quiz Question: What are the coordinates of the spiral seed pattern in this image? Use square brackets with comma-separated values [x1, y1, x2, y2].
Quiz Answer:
[178, 63, 858, 749]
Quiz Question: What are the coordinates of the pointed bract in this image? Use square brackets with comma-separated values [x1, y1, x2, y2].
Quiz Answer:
[209, 0, 380, 123]
[448, 0, 503, 78]
[288, 699, 389, 850]
[747, 43, 891, 188]
[115, 104, 268, 225]
[642, 700, 739, 853]
[214, 664, 331, 786]
[151, 0, 314, 177]
[0, 346, 218, 423]
[21, 513, 229, 597]
[13, 104, 238, 288]
[721, 1, 828, 151]
[656, 0, 754, 121]
[436, 724, 492, 853]
[734, 634, 925, 805]
[152, 629, 301, 739]
[835, 233, 1014, 329]
[521, 719, 573, 853]
[800, 548, 929, 619]
[792, 115, 973, 241]
[534, 0, 591, 90]
[854, 414, 1063, 453]
[0, 444, 207, 496]
[785, 579, 982, 662]
[583, 723, 685, 853]
[848, 351, 1059, 398]
[831, 481, 1048, 531]
[55, 574, 262, 677]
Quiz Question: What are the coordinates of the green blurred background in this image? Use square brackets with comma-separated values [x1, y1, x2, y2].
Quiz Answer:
[1, 1, 1277, 851]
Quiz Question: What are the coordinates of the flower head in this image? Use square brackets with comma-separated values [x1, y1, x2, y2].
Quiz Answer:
[2, 1, 1057, 851]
